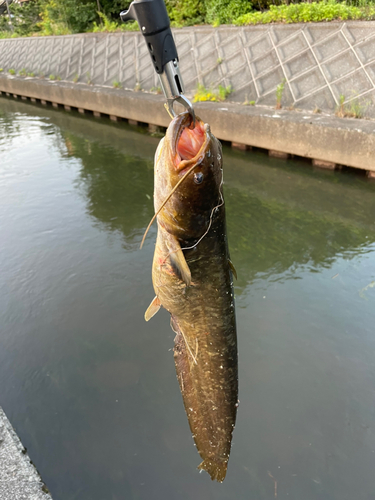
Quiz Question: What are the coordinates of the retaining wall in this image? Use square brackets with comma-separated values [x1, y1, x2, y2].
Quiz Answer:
[1, 22, 375, 116]
[1, 76, 374, 171]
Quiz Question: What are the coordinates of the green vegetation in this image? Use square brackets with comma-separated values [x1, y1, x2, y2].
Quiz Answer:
[275, 78, 286, 109]
[0, 68, 3, 72]
[150, 86, 162, 94]
[49, 74, 56, 80]
[1, 0, 375, 39]
[193, 83, 232, 102]
[27, 72, 35, 77]
[19, 68, 27, 77]
[8, 69, 15, 75]
[235, 0, 375, 25]
[73, 73, 79, 83]
[335, 94, 366, 118]
[112, 79, 122, 89]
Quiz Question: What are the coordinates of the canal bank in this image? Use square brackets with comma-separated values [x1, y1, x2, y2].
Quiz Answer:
[0, 407, 52, 499]
[0, 74, 374, 172]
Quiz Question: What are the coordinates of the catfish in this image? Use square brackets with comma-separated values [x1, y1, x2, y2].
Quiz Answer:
[145, 112, 238, 482]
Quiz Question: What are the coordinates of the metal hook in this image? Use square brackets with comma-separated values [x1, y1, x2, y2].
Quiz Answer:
[165, 95, 196, 128]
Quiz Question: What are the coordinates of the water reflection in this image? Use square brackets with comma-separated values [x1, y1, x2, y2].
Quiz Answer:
[53, 112, 375, 291]
[1, 97, 375, 500]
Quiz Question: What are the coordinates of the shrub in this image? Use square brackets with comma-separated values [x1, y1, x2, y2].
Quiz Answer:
[193, 83, 232, 102]
[205, 0, 252, 24]
[234, 0, 375, 25]
[39, 0, 97, 35]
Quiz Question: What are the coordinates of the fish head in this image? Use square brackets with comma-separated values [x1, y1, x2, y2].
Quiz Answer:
[154, 112, 223, 240]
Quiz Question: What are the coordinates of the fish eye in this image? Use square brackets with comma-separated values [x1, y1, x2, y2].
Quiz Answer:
[194, 172, 204, 184]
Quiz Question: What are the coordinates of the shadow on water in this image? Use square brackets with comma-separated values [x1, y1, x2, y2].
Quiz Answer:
[50, 103, 375, 293]
[4, 98, 375, 284]
[1, 97, 375, 500]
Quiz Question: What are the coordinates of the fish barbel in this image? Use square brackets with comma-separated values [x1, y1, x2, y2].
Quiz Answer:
[145, 112, 238, 482]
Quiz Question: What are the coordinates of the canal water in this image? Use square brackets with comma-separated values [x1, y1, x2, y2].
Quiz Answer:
[1, 97, 375, 500]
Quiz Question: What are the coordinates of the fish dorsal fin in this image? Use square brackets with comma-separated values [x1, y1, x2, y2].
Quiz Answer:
[145, 296, 161, 322]
[228, 259, 237, 280]
[166, 234, 191, 287]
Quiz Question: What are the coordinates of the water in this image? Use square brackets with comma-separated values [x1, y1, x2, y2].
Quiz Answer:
[1, 97, 375, 500]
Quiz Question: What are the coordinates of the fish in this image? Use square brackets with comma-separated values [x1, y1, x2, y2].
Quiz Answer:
[144, 111, 238, 482]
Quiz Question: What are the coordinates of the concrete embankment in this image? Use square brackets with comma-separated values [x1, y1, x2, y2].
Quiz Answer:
[1, 23, 375, 117]
[0, 407, 52, 500]
[1, 74, 374, 172]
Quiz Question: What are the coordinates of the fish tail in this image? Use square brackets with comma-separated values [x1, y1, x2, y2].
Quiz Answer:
[198, 458, 228, 483]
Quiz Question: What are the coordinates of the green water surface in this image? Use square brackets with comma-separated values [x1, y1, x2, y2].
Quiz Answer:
[1, 97, 375, 500]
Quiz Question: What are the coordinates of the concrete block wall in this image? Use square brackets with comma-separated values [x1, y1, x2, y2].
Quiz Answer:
[1, 21, 375, 117]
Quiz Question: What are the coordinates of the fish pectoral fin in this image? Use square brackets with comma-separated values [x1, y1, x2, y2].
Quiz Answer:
[166, 236, 191, 287]
[228, 259, 237, 280]
[144, 296, 161, 322]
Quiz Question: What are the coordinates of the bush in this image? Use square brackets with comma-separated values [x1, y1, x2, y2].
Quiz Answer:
[8, 0, 43, 36]
[39, 0, 98, 35]
[205, 0, 253, 24]
[235, 0, 375, 25]
[193, 83, 232, 102]
[166, 0, 206, 26]
[1, 0, 375, 38]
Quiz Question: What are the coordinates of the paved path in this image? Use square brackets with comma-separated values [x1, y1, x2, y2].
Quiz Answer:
[0, 407, 52, 500]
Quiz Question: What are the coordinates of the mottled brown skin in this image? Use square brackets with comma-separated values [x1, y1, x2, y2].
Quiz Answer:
[150, 113, 238, 482]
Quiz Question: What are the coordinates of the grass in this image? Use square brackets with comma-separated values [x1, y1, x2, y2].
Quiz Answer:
[276, 79, 286, 109]
[235, 0, 375, 25]
[73, 73, 79, 83]
[19, 68, 27, 77]
[92, 12, 138, 33]
[150, 86, 162, 94]
[193, 83, 232, 103]
[335, 94, 366, 118]
[27, 72, 35, 77]
[112, 80, 122, 89]
[8, 68, 15, 75]
[49, 74, 56, 80]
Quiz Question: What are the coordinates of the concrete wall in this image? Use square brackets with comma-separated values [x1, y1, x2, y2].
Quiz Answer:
[1, 76, 375, 171]
[0, 22, 375, 116]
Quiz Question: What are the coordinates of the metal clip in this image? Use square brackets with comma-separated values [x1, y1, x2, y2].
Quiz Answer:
[164, 95, 196, 128]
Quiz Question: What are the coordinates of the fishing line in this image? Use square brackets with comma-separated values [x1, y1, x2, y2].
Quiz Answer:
[180, 167, 224, 253]
[140, 160, 201, 249]
[160, 172, 224, 268]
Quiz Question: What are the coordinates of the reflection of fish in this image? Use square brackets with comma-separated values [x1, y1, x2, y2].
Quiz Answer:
[145, 112, 238, 482]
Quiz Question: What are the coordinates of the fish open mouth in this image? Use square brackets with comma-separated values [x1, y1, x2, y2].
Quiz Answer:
[171, 114, 208, 171]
